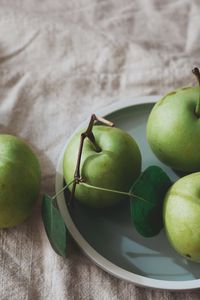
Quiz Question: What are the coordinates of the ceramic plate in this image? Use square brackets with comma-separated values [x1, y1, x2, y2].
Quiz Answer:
[56, 96, 200, 290]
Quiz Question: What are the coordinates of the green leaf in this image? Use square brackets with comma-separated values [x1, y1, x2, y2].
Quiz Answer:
[42, 194, 69, 257]
[130, 166, 172, 237]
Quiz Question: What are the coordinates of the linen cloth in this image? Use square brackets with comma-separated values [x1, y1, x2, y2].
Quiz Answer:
[0, 0, 200, 299]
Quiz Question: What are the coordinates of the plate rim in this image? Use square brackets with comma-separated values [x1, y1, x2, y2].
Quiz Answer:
[56, 96, 200, 290]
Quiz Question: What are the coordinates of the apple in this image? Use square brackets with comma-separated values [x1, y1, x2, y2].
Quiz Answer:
[163, 172, 200, 262]
[0, 135, 41, 228]
[146, 86, 200, 172]
[63, 125, 141, 208]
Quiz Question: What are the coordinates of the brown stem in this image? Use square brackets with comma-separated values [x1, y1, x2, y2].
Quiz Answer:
[192, 67, 200, 117]
[68, 133, 85, 205]
[68, 114, 114, 206]
[86, 114, 114, 152]
[86, 115, 101, 152]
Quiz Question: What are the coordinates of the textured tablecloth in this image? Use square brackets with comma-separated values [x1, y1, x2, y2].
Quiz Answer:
[1, 0, 200, 299]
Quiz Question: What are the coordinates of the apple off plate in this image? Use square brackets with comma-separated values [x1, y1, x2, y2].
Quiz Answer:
[56, 96, 200, 290]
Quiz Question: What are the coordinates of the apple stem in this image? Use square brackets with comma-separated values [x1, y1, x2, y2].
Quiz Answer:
[86, 114, 114, 152]
[85, 115, 102, 153]
[80, 182, 149, 204]
[68, 114, 115, 206]
[192, 67, 200, 118]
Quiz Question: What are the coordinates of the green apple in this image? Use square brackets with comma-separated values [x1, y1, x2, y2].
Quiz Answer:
[63, 125, 141, 208]
[163, 172, 200, 262]
[147, 86, 200, 172]
[0, 135, 41, 228]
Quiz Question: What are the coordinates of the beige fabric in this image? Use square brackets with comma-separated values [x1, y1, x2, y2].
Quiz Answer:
[0, 0, 200, 299]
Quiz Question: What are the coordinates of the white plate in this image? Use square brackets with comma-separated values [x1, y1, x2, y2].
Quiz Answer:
[56, 96, 200, 290]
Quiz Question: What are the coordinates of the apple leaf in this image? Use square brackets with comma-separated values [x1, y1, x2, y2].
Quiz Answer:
[130, 166, 172, 237]
[42, 194, 69, 257]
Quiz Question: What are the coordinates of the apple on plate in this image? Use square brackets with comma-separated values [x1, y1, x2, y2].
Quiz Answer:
[0, 135, 41, 228]
[163, 172, 200, 262]
[147, 68, 200, 173]
[63, 125, 141, 208]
